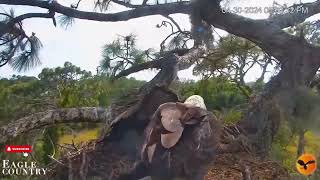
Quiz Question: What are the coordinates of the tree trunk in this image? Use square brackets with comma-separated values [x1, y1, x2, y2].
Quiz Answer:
[297, 130, 305, 157]
[202, 5, 320, 155]
[237, 41, 320, 155]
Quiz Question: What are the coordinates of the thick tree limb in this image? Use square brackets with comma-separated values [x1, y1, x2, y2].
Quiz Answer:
[0, 12, 54, 37]
[1, 0, 319, 29]
[114, 59, 163, 79]
[0, 0, 191, 22]
[112, 0, 149, 8]
[139, 48, 209, 94]
[11, 12, 54, 23]
[115, 47, 203, 79]
[0, 107, 112, 144]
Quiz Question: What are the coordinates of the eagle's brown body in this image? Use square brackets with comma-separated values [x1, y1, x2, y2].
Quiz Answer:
[119, 102, 221, 180]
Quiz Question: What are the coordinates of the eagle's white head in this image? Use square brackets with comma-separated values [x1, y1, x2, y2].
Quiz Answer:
[184, 95, 207, 110]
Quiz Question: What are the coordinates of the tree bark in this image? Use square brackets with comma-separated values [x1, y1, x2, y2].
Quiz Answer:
[297, 130, 305, 157]
[0, 107, 112, 144]
[0, 0, 191, 22]
[199, 0, 320, 155]
[42, 48, 213, 179]
[46, 86, 179, 180]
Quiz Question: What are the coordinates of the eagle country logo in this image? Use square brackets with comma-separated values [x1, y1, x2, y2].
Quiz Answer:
[2, 145, 47, 176]
[296, 153, 317, 176]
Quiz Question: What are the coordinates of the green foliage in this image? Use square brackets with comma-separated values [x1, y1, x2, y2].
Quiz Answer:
[0, 8, 43, 71]
[94, 0, 112, 12]
[0, 75, 49, 124]
[0, 62, 144, 168]
[271, 124, 320, 177]
[58, 15, 75, 29]
[99, 34, 154, 77]
[41, 127, 59, 165]
[0, 62, 144, 117]
[178, 78, 248, 111]
[56, 76, 143, 108]
[174, 77, 248, 124]
[38, 61, 92, 84]
[271, 86, 320, 174]
[193, 34, 266, 82]
[276, 87, 320, 131]
[270, 120, 295, 172]
[214, 108, 243, 124]
[271, 107, 320, 176]
[9, 33, 42, 72]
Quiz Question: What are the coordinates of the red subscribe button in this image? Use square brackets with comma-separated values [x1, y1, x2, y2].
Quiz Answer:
[5, 145, 32, 153]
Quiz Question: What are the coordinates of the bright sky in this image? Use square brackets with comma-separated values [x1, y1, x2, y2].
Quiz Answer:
[0, 0, 318, 82]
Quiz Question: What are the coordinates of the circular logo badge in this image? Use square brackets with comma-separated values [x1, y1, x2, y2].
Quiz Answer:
[296, 153, 317, 176]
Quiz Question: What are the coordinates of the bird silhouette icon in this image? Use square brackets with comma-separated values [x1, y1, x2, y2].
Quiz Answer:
[297, 159, 316, 170]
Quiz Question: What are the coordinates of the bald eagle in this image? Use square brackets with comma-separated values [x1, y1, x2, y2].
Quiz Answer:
[118, 95, 221, 180]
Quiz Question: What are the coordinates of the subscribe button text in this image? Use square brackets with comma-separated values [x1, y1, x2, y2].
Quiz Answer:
[5, 145, 32, 153]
